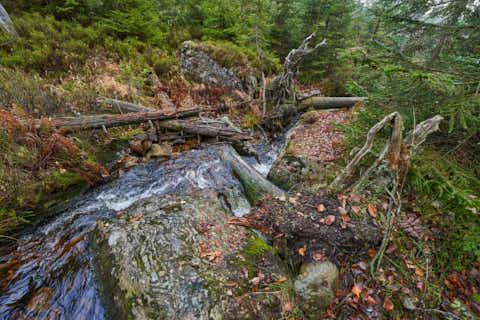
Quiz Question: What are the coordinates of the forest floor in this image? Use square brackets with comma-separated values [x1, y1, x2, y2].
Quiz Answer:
[240, 110, 480, 319]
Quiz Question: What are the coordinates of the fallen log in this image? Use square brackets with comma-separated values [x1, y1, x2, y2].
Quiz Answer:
[97, 98, 156, 113]
[214, 144, 285, 204]
[38, 108, 202, 133]
[157, 119, 251, 142]
[298, 97, 367, 110]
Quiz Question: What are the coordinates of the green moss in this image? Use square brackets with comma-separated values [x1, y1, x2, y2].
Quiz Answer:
[244, 235, 275, 258]
[472, 293, 480, 304]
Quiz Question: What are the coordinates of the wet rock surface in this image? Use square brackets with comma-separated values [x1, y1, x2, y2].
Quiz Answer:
[92, 192, 288, 320]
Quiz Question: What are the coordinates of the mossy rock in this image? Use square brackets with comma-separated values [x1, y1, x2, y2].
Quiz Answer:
[91, 193, 290, 319]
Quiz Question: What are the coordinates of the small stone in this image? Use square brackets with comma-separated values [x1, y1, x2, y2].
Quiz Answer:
[147, 143, 172, 159]
[294, 260, 340, 319]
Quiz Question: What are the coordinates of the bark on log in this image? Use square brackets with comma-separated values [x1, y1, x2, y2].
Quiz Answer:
[298, 97, 367, 110]
[214, 144, 285, 204]
[97, 98, 156, 113]
[157, 119, 251, 142]
[38, 108, 202, 133]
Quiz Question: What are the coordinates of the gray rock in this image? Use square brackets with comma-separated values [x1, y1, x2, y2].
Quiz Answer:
[92, 192, 287, 320]
[179, 41, 256, 92]
[294, 261, 340, 319]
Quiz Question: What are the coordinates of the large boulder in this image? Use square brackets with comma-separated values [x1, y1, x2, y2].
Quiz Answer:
[91, 192, 289, 320]
[179, 41, 257, 94]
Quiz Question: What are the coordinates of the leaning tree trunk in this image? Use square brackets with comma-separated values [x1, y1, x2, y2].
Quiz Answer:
[214, 144, 285, 204]
[269, 33, 326, 107]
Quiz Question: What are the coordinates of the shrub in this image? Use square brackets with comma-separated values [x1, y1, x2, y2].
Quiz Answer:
[0, 109, 107, 225]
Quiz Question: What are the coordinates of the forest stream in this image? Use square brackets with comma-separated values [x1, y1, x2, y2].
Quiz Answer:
[0, 137, 284, 320]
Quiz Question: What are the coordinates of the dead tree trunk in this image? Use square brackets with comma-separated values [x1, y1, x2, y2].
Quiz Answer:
[214, 144, 284, 204]
[157, 119, 251, 142]
[298, 97, 367, 110]
[328, 113, 443, 192]
[38, 108, 202, 133]
[269, 33, 326, 107]
[97, 98, 157, 113]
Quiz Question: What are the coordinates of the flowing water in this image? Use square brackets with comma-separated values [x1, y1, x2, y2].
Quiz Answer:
[0, 143, 282, 320]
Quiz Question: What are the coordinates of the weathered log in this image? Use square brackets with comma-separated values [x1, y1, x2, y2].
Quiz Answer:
[97, 98, 156, 113]
[157, 119, 251, 142]
[38, 108, 202, 133]
[214, 144, 285, 204]
[298, 97, 367, 110]
[297, 90, 322, 101]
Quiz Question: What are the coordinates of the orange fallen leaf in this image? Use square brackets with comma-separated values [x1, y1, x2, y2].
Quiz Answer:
[130, 214, 144, 224]
[352, 282, 363, 297]
[415, 266, 425, 277]
[316, 204, 326, 213]
[368, 249, 377, 258]
[383, 297, 394, 311]
[367, 296, 377, 305]
[325, 215, 336, 225]
[352, 206, 361, 214]
[368, 204, 378, 218]
[298, 248, 305, 256]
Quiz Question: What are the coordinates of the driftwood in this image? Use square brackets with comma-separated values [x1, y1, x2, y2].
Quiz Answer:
[298, 96, 367, 110]
[97, 98, 156, 113]
[214, 144, 284, 203]
[37, 108, 202, 133]
[269, 33, 326, 106]
[329, 112, 443, 192]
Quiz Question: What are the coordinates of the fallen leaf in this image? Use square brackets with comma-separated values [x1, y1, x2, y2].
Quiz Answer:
[383, 297, 394, 311]
[325, 215, 336, 225]
[341, 215, 351, 223]
[352, 282, 363, 297]
[130, 214, 144, 224]
[368, 204, 378, 218]
[283, 302, 293, 312]
[278, 194, 286, 202]
[316, 204, 326, 213]
[386, 243, 397, 254]
[368, 249, 377, 258]
[313, 252, 325, 261]
[275, 276, 287, 284]
[367, 296, 377, 305]
[338, 207, 347, 215]
[226, 289, 233, 296]
[352, 206, 361, 214]
[289, 197, 297, 205]
[298, 248, 305, 256]
[251, 277, 261, 285]
[414, 266, 424, 277]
